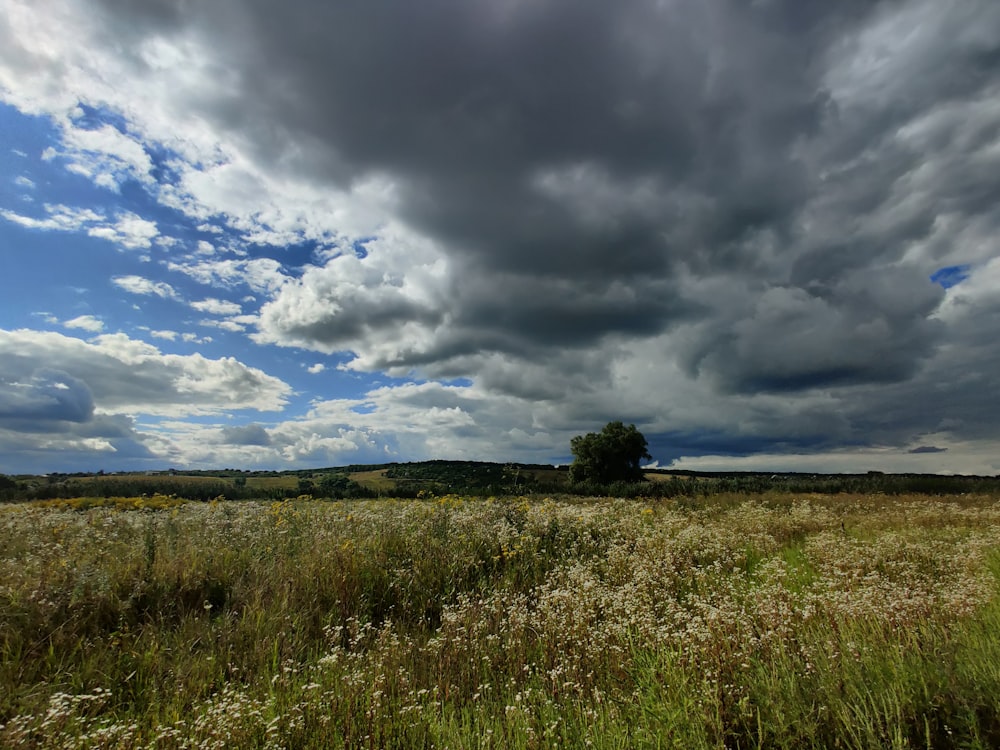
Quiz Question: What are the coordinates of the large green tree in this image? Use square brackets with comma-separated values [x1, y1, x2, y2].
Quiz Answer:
[569, 421, 651, 484]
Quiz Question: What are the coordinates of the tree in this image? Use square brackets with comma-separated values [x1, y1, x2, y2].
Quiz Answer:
[569, 421, 651, 484]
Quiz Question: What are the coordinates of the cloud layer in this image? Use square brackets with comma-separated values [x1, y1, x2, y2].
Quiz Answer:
[1, 0, 999, 473]
[0, 329, 290, 472]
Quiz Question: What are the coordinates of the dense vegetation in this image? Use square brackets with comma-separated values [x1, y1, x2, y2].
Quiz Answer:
[3, 492, 1000, 748]
[3, 464, 999, 504]
[568, 421, 651, 484]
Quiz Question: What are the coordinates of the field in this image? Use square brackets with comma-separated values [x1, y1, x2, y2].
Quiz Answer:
[61, 474, 302, 491]
[346, 469, 400, 493]
[2, 493, 1000, 748]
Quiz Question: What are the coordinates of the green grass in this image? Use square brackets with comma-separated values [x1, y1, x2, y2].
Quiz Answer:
[346, 469, 398, 492]
[2, 493, 1000, 748]
[67, 474, 233, 487]
[242, 474, 300, 490]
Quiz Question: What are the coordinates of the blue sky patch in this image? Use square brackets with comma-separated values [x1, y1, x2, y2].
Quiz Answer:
[931, 265, 971, 289]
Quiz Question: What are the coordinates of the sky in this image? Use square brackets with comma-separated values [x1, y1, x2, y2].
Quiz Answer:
[1, 0, 999, 476]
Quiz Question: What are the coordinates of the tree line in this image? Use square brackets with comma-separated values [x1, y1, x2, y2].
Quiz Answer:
[2, 421, 998, 502]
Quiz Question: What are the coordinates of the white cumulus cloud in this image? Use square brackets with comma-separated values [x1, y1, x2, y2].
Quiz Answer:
[112, 275, 179, 299]
[0, 328, 291, 417]
[190, 298, 243, 316]
[63, 315, 104, 332]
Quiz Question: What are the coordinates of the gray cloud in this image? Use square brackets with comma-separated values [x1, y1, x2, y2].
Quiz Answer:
[0, 330, 291, 417]
[205, 0, 997, 385]
[0, 369, 95, 424]
[681, 265, 946, 393]
[225, 0, 831, 287]
[0, 329, 291, 472]
[0, 410, 159, 475]
[4, 0, 1000, 469]
[224, 0, 1000, 457]
[219, 424, 272, 447]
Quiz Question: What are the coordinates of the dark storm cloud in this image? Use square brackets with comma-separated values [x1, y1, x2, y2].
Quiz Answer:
[648, 429, 852, 465]
[80, 0, 1000, 458]
[225, 0, 838, 280]
[92, 0, 843, 274]
[220, 424, 272, 446]
[456, 275, 695, 347]
[264, 294, 444, 354]
[834, 281, 1000, 447]
[0, 370, 95, 423]
[909, 446, 946, 454]
[221, 0, 992, 371]
[95, 0, 190, 27]
[682, 265, 946, 393]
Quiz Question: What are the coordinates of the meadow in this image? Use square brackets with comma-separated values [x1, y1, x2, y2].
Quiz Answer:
[2, 492, 1000, 748]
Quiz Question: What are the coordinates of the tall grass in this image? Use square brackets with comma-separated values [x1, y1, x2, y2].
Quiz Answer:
[2, 493, 999, 748]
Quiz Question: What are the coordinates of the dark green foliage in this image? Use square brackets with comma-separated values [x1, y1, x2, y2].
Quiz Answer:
[3, 463, 1000, 504]
[569, 421, 651, 484]
[318, 474, 351, 496]
[316, 473, 372, 499]
[26, 478, 252, 502]
[0, 474, 17, 501]
[384, 460, 541, 494]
